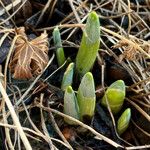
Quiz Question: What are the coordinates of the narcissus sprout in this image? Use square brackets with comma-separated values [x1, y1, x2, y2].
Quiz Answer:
[101, 80, 126, 114]
[53, 26, 66, 66]
[76, 11, 100, 77]
[117, 108, 131, 135]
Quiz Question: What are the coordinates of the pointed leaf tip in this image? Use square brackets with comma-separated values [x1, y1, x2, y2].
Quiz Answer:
[66, 86, 73, 93]
[77, 72, 96, 122]
[53, 26, 66, 66]
[101, 80, 126, 114]
[61, 63, 74, 91]
[54, 26, 58, 31]
[84, 72, 93, 80]
[76, 11, 100, 77]
[64, 86, 79, 125]
[89, 11, 99, 20]
[79, 72, 95, 97]
[117, 108, 131, 135]
[109, 80, 125, 91]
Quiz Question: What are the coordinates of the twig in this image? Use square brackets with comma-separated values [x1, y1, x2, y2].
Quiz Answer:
[0, 0, 21, 16]
[37, 103, 123, 148]
[37, 23, 150, 60]
[0, 121, 70, 149]
[132, 120, 150, 138]
[47, 103, 73, 150]
[101, 26, 150, 58]
[68, 0, 82, 23]
[35, 0, 52, 26]
[40, 94, 55, 150]
[0, 0, 28, 26]
[15, 54, 55, 106]
[126, 145, 150, 150]
[126, 98, 150, 122]
[0, 1, 17, 27]
[0, 81, 32, 150]
[126, 0, 131, 34]
[0, 37, 14, 149]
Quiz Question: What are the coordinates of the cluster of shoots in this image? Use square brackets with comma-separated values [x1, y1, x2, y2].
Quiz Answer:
[53, 11, 131, 135]
[63, 71, 96, 124]
[61, 11, 99, 124]
[101, 80, 131, 135]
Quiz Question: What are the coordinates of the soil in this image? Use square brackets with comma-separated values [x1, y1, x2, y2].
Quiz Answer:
[0, 0, 150, 150]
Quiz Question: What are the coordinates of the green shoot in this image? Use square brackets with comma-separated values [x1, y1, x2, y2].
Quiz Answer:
[61, 63, 74, 91]
[53, 26, 66, 66]
[101, 80, 126, 114]
[64, 86, 79, 125]
[77, 72, 96, 122]
[76, 11, 100, 77]
[117, 108, 131, 135]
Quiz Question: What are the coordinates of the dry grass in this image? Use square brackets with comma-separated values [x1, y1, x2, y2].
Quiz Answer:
[0, 0, 150, 149]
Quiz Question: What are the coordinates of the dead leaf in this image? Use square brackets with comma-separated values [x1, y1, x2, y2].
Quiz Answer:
[113, 40, 140, 61]
[62, 127, 76, 141]
[9, 27, 49, 79]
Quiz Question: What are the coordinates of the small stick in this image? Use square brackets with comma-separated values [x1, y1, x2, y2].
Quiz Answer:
[37, 103, 123, 148]
[0, 78, 32, 150]
[47, 105, 73, 150]
[0, 0, 21, 16]
[126, 98, 150, 122]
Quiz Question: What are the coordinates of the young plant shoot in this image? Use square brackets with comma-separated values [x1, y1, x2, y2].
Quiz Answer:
[101, 80, 126, 114]
[117, 108, 131, 135]
[76, 11, 100, 77]
[77, 72, 96, 122]
[53, 26, 66, 66]
[64, 86, 79, 125]
[61, 63, 74, 91]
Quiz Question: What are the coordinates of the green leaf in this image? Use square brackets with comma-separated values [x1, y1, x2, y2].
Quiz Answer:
[64, 86, 79, 125]
[117, 108, 131, 135]
[61, 63, 74, 91]
[101, 80, 126, 114]
[77, 72, 96, 122]
[53, 26, 66, 66]
[76, 11, 100, 77]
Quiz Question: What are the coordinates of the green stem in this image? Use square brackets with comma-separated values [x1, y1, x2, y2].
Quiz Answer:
[76, 11, 100, 77]
[77, 72, 96, 122]
[53, 26, 66, 66]
[64, 86, 79, 125]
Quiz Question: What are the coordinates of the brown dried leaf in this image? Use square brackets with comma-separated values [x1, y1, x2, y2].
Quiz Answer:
[113, 40, 139, 61]
[113, 38, 150, 62]
[9, 27, 49, 79]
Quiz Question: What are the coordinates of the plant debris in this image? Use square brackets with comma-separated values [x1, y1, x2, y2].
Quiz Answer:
[0, 0, 150, 150]
[9, 27, 49, 79]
